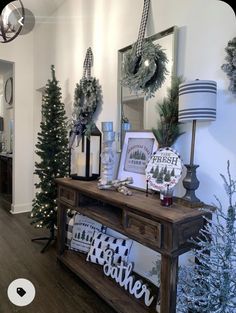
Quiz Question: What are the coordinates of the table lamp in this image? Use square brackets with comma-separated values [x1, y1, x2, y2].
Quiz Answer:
[178, 79, 217, 203]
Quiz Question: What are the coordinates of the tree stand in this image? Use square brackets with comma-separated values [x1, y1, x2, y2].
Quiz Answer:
[31, 226, 55, 253]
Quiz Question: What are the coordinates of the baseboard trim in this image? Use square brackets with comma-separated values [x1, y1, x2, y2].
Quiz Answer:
[10, 203, 32, 214]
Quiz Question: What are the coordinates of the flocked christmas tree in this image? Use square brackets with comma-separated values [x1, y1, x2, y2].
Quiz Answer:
[177, 161, 236, 313]
[31, 65, 69, 252]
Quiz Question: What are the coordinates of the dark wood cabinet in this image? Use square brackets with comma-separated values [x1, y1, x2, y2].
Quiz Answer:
[56, 178, 210, 313]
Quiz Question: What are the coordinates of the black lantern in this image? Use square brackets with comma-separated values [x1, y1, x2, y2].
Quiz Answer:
[70, 125, 101, 180]
[0, 117, 3, 131]
[0, 116, 3, 153]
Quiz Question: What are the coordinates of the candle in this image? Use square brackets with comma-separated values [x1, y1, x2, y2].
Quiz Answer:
[160, 194, 173, 207]
[160, 186, 173, 207]
[77, 152, 93, 177]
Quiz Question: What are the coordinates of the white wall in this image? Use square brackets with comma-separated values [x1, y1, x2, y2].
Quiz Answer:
[34, 0, 236, 203]
[0, 33, 34, 213]
[33, 0, 235, 277]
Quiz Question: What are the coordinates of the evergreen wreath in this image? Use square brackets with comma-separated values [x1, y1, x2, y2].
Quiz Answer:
[73, 77, 102, 137]
[221, 37, 236, 95]
[122, 39, 168, 99]
[152, 76, 184, 147]
[69, 48, 103, 148]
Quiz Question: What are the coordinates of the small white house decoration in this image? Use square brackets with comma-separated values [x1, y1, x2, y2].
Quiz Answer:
[103, 249, 155, 308]
[146, 147, 183, 191]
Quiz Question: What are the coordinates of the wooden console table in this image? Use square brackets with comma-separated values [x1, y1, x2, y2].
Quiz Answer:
[56, 178, 209, 313]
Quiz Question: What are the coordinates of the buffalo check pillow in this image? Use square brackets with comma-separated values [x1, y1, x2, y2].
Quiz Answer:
[86, 231, 133, 265]
[65, 214, 74, 247]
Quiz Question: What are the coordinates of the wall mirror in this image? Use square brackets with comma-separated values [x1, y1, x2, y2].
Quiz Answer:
[118, 26, 178, 149]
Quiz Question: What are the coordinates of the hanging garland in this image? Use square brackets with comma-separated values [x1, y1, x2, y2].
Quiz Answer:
[69, 48, 103, 148]
[221, 37, 236, 95]
[121, 0, 168, 99]
[122, 39, 168, 99]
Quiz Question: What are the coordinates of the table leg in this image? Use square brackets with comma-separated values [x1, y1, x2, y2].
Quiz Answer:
[160, 254, 178, 313]
[57, 202, 66, 255]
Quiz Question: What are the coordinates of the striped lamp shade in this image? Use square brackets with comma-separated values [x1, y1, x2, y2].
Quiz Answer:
[178, 80, 217, 122]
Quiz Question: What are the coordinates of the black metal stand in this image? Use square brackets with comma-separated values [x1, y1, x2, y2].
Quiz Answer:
[31, 226, 55, 253]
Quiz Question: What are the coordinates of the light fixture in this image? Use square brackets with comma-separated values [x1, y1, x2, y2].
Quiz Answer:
[0, 0, 25, 43]
[178, 79, 217, 204]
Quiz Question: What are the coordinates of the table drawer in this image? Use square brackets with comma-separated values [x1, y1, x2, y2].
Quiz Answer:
[59, 186, 77, 206]
[123, 211, 162, 249]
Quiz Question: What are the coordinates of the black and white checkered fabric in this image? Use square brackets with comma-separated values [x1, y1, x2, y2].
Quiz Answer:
[86, 231, 133, 266]
[136, 0, 150, 57]
[65, 214, 75, 247]
[83, 47, 93, 80]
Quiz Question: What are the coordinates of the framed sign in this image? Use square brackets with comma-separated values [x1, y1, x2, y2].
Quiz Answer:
[145, 147, 183, 191]
[117, 131, 158, 190]
[4, 77, 13, 105]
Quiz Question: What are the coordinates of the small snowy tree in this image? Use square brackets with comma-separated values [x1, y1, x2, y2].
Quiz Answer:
[177, 161, 236, 313]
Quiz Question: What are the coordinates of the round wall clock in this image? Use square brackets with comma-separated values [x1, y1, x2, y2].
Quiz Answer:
[4, 77, 13, 105]
[145, 147, 183, 192]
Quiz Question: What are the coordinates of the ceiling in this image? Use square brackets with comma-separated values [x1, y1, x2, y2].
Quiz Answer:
[21, 0, 65, 17]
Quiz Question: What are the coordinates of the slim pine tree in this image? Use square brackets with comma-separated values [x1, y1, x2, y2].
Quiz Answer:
[31, 66, 69, 239]
[177, 161, 236, 313]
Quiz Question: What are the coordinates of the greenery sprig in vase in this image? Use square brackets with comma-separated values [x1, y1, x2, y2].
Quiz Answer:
[152, 76, 184, 148]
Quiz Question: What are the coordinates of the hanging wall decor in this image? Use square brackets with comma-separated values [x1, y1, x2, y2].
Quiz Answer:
[221, 37, 236, 95]
[69, 48, 103, 180]
[121, 0, 168, 99]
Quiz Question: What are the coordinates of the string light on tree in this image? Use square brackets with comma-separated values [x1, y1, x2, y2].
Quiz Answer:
[31, 65, 69, 252]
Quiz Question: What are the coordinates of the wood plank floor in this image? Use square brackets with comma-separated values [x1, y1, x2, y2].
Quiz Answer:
[0, 206, 116, 313]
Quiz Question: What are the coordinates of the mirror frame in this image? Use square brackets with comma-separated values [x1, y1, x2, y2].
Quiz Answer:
[117, 26, 178, 151]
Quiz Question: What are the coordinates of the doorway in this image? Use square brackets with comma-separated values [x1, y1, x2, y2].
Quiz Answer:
[0, 59, 14, 210]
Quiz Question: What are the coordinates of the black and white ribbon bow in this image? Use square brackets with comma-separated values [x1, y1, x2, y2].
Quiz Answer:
[69, 48, 94, 148]
[136, 0, 150, 57]
[83, 47, 94, 81]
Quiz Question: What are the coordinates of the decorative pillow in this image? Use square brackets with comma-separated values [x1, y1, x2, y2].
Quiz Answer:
[86, 231, 133, 265]
[65, 214, 74, 247]
[70, 214, 105, 253]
